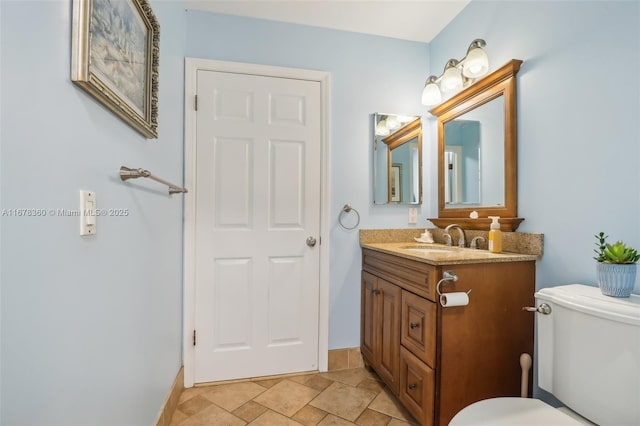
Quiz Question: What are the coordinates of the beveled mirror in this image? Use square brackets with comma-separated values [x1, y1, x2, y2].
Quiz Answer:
[429, 60, 523, 231]
[373, 113, 422, 204]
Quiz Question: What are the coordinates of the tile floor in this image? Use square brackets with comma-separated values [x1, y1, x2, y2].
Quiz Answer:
[170, 367, 419, 425]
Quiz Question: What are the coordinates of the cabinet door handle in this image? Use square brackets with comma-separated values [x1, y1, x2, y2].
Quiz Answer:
[408, 383, 417, 390]
[409, 322, 420, 329]
[372, 289, 380, 296]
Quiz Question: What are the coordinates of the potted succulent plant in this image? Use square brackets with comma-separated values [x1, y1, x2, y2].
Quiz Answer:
[594, 232, 639, 297]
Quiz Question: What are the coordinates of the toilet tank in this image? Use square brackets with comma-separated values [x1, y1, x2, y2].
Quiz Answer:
[536, 284, 640, 426]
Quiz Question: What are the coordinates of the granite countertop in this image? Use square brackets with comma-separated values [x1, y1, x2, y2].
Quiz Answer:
[361, 242, 540, 266]
[359, 228, 543, 266]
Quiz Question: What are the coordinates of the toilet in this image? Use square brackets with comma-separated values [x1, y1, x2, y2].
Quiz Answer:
[450, 284, 640, 426]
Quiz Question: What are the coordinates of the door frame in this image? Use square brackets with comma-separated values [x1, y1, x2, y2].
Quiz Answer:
[182, 58, 331, 387]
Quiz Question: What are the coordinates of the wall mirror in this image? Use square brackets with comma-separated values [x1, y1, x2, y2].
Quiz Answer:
[373, 113, 422, 205]
[429, 59, 523, 231]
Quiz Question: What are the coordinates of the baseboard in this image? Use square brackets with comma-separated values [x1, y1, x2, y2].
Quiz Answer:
[155, 366, 185, 426]
[328, 347, 364, 370]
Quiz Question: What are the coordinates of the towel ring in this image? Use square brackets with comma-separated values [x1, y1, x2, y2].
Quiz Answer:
[338, 204, 360, 230]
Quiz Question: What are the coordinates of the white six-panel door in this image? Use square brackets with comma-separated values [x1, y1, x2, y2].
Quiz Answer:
[192, 69, 322, 383]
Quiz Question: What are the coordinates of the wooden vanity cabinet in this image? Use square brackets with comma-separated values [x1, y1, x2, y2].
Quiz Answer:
[361, 248, 535, 426]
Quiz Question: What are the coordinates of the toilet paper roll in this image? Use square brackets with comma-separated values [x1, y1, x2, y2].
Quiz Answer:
[440, 292, 469, 307]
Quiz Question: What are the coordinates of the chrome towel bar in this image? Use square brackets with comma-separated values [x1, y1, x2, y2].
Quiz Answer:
[119, 166, 188, 195]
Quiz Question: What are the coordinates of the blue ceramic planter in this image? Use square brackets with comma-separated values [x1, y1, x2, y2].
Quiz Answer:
[597, 263, 637, 297]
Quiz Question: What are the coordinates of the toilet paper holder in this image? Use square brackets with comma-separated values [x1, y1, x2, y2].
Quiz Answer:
[437, 270, 472, 307]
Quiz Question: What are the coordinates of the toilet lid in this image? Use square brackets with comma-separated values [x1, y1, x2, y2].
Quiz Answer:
[449, 398, 588, 426]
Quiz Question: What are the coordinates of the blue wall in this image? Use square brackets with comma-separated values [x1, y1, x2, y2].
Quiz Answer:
[0, 1, 185, 424]
[429, 0, 640, 400]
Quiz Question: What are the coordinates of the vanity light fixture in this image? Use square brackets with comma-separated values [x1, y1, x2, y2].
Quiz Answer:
[421, 39, 489, 106]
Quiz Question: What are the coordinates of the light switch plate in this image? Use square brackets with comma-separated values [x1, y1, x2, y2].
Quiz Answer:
[80, 190, 96, 236]
[408, 207, 418, 224]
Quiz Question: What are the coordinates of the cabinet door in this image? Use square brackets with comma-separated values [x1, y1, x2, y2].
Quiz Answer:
[401, 290, 436, 368]
[361, 271, 377, 366]
[399, 346, 435, 426]
[376, 279, 401, 394]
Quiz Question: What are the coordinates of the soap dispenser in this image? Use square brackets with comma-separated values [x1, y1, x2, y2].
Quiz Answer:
[488, 216, 502, 253]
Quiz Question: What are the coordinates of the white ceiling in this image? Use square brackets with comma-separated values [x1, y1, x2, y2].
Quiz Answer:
[184, 0, 470, 43]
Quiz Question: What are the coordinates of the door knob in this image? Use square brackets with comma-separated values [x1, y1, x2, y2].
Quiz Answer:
[306, 236, 317, 247]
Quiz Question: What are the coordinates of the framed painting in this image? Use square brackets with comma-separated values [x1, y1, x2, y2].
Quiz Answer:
[71, 0, 160, 138]
[391, 163, 402, 202]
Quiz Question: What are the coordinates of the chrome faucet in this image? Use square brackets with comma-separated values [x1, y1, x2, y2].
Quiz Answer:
[444, 224, 466, 248]
[470, 236, 486, 249]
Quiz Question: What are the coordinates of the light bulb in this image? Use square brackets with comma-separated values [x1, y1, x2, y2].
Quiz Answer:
[441, 65, 463, 92]
[463, 47, 489, 78]
[421, 81, 441, 105]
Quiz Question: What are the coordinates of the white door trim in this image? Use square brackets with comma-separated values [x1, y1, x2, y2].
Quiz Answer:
[183, 58, 331, 387]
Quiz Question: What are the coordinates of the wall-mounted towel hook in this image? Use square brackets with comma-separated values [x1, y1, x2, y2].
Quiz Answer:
[119, 166, 188, 195]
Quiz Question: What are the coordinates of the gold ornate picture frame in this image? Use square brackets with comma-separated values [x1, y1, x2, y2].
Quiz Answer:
[71, 0, 160, 138]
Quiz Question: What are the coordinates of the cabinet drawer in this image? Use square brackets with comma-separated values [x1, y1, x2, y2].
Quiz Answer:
[401, 290, 436, 368]
[362, 249, 437, 301]
[399, 346, 435, 426]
